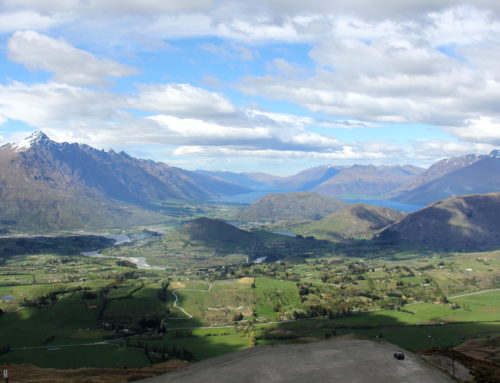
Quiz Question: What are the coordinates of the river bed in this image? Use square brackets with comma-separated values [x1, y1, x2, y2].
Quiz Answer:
[81, 234, 163, 270]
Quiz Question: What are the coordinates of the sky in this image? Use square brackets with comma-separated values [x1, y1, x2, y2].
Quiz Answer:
[0, 1, 500, 175]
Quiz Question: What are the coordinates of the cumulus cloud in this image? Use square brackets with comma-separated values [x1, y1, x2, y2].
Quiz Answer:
[240, 14, 500, 137]
[412, 138, 497, 158]
[447, 117, 500, 145]
[0, 80, 348, 154]
[135, 83, 236, 118]
[0, 81, 127, 127]
[7, 31, 138, 86]
[2, 0, 500, 165]
[0, 10, 61, 33]
[172, 143, 399, 161]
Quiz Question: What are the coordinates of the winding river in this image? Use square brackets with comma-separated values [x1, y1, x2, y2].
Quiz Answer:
[81, 234, 164, 270]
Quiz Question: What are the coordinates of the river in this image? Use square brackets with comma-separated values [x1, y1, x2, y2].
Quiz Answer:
[81, 234, 163, 270]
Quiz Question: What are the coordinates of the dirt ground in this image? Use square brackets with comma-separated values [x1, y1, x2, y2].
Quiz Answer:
[0, 360, 188, 383]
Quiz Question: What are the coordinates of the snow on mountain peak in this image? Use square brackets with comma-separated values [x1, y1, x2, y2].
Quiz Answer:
[489, 150, 500, 159]
[12, 131, 51, 151]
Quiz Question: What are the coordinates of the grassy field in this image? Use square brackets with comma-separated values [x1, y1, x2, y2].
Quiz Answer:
[254, 277, 301, 321]
[0, 240, 499, 370]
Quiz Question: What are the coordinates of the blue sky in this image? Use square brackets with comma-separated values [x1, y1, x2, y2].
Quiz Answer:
[0, 1, 500, 175]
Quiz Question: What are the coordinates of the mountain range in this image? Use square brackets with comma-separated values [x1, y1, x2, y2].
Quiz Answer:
[202, 150, 500, 206]
[389, 151, 500, 205]
[200, 164, 424, 199]
[0, 132, 248, 230]
[1, 131, 499, 232]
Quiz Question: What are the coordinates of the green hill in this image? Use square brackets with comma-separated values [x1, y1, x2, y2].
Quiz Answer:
[297, 203, 406, 241]
[180, 217, 261, 251]
[237, 192, 348, 222]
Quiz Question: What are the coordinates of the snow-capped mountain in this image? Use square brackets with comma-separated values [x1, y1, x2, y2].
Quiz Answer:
[0, 132, 248, 230]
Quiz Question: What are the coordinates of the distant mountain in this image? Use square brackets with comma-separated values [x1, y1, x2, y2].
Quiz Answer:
[0, 132, 249, 230]
[237, 192, 349, 221]
[276, 165, 342, 191]
[197, 164, 424, 200]
[297, 204, 406, 241]
[310, 165, 424, 199]
[196, 170, 282, 190]
[390, 151, 500, 205]
[378, 193, 500, 250]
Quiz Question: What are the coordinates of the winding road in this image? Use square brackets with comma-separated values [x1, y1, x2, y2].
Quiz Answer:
[169, 283, 212, 320]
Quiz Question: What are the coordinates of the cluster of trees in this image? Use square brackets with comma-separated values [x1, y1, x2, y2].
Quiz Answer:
[0, 344, 10, 355]
[158, 281, 170, 302]
[126, 340, 194, 362]
[22, 286, 88, 308]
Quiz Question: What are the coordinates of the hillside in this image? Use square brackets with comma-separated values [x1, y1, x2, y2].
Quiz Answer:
[379, 193, 500, 250]
[0, 132, 248, 230]
[391, 151, 500, 205]
[180, 217, 259, 250]
[297, 204, 406, 241]
[237, 192, 348, 221]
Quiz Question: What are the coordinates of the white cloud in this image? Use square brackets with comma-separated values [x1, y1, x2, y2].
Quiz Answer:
[172, 144, 395, 161]
[240, 23, 500, 135]
[2, 0, 215, 14]
[3, 1, 500, 43]
[2, 0, 500, 164]
[150, 109, 343, 151]
[0, 10, 61, 33]
[0, 80, 346, 154]
[412, 138, 497, 158]
[447, 117, 500, 145]
[7, 31, 138, 87]
[0, 81, 128, 128]
[135, 83, 236, 118]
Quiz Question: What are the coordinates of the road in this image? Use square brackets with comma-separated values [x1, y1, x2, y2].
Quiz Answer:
[168, 283, 212, 320]
[449, 287, 500, 299]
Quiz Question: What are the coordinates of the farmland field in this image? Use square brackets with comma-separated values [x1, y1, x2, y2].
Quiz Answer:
[0, 235, 499, 370]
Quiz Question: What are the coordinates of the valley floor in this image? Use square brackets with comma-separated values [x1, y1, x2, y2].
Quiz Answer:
[0, 235, 499, 382]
